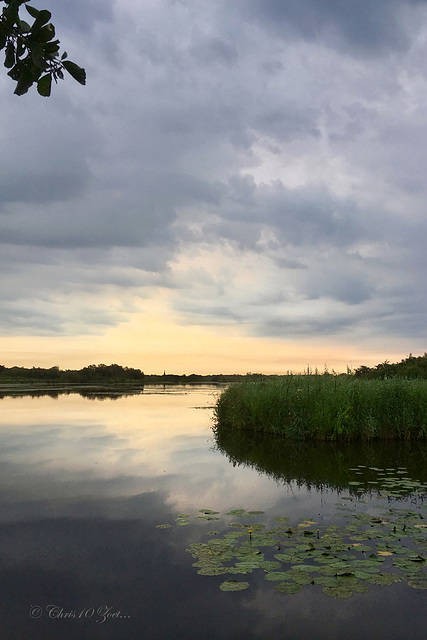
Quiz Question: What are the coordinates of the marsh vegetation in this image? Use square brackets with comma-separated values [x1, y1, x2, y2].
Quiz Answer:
[214, 376, 427, 440]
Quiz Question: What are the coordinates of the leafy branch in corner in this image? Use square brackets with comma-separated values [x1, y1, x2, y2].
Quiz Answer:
[0, 0, 86, 96]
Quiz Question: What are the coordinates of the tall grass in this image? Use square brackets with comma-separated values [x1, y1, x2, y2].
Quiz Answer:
[214, 376, 427, 441]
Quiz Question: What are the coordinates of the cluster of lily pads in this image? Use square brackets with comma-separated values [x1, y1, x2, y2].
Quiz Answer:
[347, 464, 426, 498]
[157, 467, 427, 599]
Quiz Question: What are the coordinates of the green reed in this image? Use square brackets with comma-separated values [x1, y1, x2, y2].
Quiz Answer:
[214, 376, 427, 441]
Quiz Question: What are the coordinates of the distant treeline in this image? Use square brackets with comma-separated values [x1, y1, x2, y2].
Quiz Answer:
[0, 353, 426, 385]
[0, 363, 145, 384]
[0, 364, 269, 386]
[354, 353, 427, 379]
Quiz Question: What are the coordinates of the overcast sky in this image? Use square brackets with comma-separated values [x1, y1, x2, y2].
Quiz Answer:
[1, 0, 427, 373]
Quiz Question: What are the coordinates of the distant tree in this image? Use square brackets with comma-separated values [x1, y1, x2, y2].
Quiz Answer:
[354, 353, 427, 379]
[0, 0, 85, 96]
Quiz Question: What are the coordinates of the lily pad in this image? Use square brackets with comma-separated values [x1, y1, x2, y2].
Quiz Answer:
[408, 579, 427, 589]
[225, 509, 246, 517]
[275, 582, 303, 594]
[290, 573, 315, 586]
[178, 480, 427, 600]
[219, 580, 250, 592]
[259, 561, 282, 571]
[265, 571, 292, 581]
[365, 573, 401, 586]
[322, 585, 354, 599]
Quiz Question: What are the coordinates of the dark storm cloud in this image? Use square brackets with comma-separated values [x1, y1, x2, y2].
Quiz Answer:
[236, 0, 426, 53]
[0, 170, 223, 250]
[195, 177, 372, 252]
[0, 168, 87, 204]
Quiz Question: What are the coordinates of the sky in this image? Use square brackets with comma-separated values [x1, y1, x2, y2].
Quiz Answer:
[1, 0, 427, 374]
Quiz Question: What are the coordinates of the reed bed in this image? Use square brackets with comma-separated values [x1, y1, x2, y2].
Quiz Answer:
[214, 376, 427, 440]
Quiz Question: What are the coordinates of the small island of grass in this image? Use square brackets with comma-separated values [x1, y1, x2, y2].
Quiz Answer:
[214, 354, 427, 441]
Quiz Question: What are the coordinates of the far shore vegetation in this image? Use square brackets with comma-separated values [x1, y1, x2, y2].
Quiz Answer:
[1, 352, 427, 386]
[0, 362, 265, 388]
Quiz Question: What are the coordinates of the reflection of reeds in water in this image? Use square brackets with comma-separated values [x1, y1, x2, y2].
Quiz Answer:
[213, 426, 427, 493]
[214, 376, 427, 441]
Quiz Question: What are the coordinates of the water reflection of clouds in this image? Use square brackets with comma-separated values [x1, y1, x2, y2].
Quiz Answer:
[0, 434, 337, 526]
[0, 391, 215, 480]
[0, 391, 229, 523]
[0, 392, 426, 639]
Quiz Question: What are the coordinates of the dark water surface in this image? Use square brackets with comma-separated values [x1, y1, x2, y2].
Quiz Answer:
[0, 386, 425, 640]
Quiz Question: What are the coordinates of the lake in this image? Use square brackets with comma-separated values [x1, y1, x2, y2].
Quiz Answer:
[0, 385, 425, 640]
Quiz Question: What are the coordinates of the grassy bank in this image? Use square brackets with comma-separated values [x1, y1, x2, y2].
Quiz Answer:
[214, 376, 427, 440]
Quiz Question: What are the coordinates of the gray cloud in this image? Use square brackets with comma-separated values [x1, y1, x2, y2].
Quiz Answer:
[235, 0, 426, 54]
[0, 169, 87, 204]
[47, 0, 115, 33]
[0, 0, 426, 351]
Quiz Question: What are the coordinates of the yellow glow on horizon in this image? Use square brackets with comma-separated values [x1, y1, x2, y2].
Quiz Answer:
[0, 294, 408, 374]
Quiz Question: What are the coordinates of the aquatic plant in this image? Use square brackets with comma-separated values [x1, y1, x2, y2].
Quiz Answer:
[214, 376, 427, 440]
[157, 467, 427, 599]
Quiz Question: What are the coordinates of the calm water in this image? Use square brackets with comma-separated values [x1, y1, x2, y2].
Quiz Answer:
[0, 385, 425, 640]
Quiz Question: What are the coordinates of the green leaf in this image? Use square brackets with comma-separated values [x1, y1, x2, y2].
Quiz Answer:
[323, 584, 354, 599]
[37, 23, 55, 42]
[4, 41, 15, 68]
[25, 4, 40, 19]
[31, 8, 51, 30]
[408, 580, 427, 590]
[37, 72, 51, 96]
[219, 580, 250, 592]
[14, 62, 34, 95]
[43, 40, 60, 55]
[3, 0, 20, 22]
[30, 43, 45, 69]
[225, 509, 246, 516]
[62, 60, 86, 85]
[16, 37, 26, 57]
[291, 573, 315, 586]
[265, 572, 291, 581]
[275, 581, 303, 594]
[18, 20, 31, 33]
[7, 62, 20, 81]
